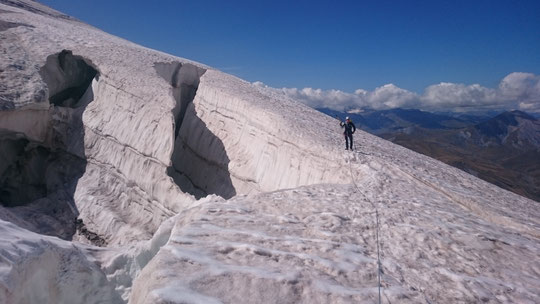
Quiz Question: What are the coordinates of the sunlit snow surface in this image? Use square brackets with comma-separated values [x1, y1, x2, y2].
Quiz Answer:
[131, 151, 540, 303]
[0, 1, 539, 303]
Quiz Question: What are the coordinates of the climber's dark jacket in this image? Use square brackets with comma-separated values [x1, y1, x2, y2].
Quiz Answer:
[340, 121, 356, 135]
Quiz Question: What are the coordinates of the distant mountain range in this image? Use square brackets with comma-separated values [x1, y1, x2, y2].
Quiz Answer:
[318, 107, 491, 135]
[319, 108, 540, 202]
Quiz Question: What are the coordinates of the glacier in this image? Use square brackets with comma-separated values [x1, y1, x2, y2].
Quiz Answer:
[0, 1, 539, 303]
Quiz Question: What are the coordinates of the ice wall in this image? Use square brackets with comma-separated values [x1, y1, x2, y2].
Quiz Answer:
[71, 70, 195, 246]
[191, 70, 349, 195]
[1, 0, 350, 247]
[154, 62, 236, 199]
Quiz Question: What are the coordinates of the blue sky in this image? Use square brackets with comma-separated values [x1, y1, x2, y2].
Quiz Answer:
[41, 0, 540, 112]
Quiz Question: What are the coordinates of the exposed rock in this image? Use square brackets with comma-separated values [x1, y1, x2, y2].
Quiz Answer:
[75, 218, 107, 247]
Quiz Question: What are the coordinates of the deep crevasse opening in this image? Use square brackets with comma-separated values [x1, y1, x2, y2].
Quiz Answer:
[155, 62, 236, 199]
[0, 50, 99, 241]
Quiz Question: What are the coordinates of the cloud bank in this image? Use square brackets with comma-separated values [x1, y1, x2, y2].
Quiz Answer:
[253, 72, 540, 113]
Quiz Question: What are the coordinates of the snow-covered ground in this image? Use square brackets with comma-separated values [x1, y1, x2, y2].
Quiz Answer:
[128, 150, 540, 303]
[0, 1, 539, 303]
[0, 219, 123, 304]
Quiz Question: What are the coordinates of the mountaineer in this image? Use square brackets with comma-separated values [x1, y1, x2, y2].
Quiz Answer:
[340, 116, 356, 150]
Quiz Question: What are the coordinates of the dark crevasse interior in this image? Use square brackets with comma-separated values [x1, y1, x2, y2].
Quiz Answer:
[40, 49, 98, 108]
[154, 62, 205, 138]
[0, 138, 52, 205]
[154, 62, 236, 199]
[0, 50, 100, 242]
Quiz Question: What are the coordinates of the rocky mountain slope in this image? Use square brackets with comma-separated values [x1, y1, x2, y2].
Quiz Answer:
[1, 1, 539, 303]
[381, 110, 540, 202]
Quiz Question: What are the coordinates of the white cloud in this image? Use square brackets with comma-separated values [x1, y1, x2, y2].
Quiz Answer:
[254, 83, 420, 111]
[421, 83, 500, 109]
[499, 73, 540, 108]
[369, 84, 418, 109]
[254, 72, 540, 113]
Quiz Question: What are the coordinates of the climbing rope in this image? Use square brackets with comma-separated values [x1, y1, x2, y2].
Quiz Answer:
[347, 149, 435, 304]
[376, 209, 382, 304]
[346, 152, 382, 304]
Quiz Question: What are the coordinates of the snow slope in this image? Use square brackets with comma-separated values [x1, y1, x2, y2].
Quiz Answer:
[0, 1, 539, 303]
[0, 219, 122, 304]
[131, 182, 539, 303]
